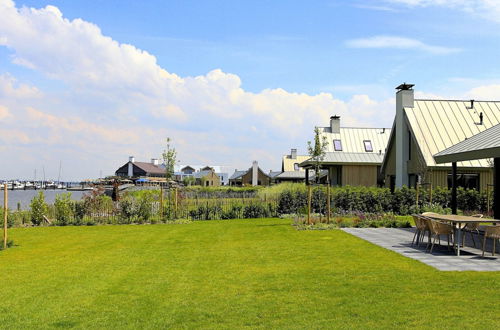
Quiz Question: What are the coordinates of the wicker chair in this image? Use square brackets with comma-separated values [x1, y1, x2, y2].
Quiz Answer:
[411, 215, 430, 246]
[426, 217, 454, 253]
[462, 214, 483, 248]
[482, 226, 500, 257]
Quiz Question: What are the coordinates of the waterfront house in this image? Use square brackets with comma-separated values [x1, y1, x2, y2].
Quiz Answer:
[115, 156, 165, 178]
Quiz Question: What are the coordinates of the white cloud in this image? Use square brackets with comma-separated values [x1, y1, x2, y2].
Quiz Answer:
[385, 0, 500, 23]
[0, 0, 397, 179]
[346, 35, 461, 54]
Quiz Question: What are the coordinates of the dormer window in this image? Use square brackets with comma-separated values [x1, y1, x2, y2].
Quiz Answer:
[333, 139, 342, 151]
[363, 140, 373, 152]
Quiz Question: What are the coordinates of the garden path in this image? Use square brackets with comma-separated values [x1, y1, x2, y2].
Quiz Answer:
[342, 227, 500, 271]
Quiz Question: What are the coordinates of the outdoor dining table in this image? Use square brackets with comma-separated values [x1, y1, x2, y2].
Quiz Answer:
[426, 214, 500, 256]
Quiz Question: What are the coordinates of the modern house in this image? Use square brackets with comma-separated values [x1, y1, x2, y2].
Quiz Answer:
[381, 83, 499, 191]
[115, 156, 165, 178]
[193, 167, 221, 187]
[300, 116, 391, 186]
[229, 161, 271, 186]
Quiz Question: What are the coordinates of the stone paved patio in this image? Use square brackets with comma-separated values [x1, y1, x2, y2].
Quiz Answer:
[342, 227, 500, 271]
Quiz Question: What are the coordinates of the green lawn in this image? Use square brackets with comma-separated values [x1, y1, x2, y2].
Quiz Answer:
[1, 219, 499, 329]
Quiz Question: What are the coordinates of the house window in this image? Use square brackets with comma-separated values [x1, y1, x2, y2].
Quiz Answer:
[447, 173, 480, 190]
[363, 140, 373, 152]
[294, 163, 299, 171]
[333, 139, 342, 151]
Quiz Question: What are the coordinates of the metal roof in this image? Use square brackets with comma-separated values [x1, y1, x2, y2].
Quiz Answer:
[268, 171, 282, 178]
[320, 127, 391, 154]
[275, 171, 306, 179]
[300, 152, 384, 166]
[229, 170, 247, 180]
[404, 99, 500, 167]
[434, 123, 500, 163]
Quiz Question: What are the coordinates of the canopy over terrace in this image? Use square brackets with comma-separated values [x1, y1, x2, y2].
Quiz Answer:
[434, 123, 500, 218]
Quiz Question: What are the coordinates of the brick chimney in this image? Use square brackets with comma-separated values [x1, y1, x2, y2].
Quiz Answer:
[291, 148, 297, 159]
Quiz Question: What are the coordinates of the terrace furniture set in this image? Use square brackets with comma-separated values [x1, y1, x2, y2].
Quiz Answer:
[411, 213, 500, 257]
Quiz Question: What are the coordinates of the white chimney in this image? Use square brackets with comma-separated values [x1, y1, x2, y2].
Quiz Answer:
[395, 83, 414, 188]
[252, 161, 258, 186]
[151, 158, 159, 166]
[128, 156, 135, 177]
[291, 148, 297, 159]
[330, 115, 340, 134]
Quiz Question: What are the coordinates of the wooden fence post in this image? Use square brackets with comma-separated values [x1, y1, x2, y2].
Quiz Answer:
[429, 183, 433, 204]
[160, 187, 164, 219]
[327, 184, 331, 224]
[3, 183, 8, 249]
[307, 185, 312, 225]
[416, 183, 419, 207]
[174, 188, 178, 219]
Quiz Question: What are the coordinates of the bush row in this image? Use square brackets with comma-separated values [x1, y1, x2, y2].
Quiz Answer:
[278, 185, 492, 216]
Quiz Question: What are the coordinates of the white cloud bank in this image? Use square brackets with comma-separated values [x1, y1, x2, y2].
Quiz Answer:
[0, 0, 396, 179]
[346, 35, 461, 55]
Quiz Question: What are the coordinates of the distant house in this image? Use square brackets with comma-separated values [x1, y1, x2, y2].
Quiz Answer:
[175, 164, 231, 185]
[381, 83, 499, 191]
[300, 116, 391, 187]
[115, 156, 165, 178]
[193, 167, 221, 187]
[181, 166, 196, 175]
[274, 171, 306, 184]
[229, 161, 271, 186]
[281, 149, 310, 172]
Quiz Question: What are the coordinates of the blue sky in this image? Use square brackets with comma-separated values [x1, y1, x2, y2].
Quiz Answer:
[1, 0, 500, 180]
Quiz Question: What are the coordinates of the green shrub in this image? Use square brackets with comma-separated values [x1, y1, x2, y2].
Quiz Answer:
[243, 204, 269, 218]
[30, 191, 48, 225]
[54, 193, 74, 226]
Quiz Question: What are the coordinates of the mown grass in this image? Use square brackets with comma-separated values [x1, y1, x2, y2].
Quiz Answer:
[1, 218, 499, 329]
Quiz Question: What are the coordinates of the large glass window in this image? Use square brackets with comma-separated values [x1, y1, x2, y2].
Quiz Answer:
[294, 163, 299, 171]
[447, 173, 480, 190]
[333, 139, 342, 151]
[363, 140, 373, 152]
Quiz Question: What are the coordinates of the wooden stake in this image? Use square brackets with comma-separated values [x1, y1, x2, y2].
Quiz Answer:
[174, 188, 178, 219]
[3, 184, 7, 249]
[307, 185, 312, 225]
[429, 183, 433, 204]
[416, 183, 419, 207]
[160, 187, 164, 219]
[327, 184, 331, 224]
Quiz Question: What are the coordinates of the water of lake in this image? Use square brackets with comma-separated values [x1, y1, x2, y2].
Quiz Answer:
[0, 190, 86, 210]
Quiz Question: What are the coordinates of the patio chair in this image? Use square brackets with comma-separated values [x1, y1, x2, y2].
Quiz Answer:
[426, 218, 454, 253]
[462, 214, 483, 248]
[482, 225, 500, 257]
[411, 215, 429, 246]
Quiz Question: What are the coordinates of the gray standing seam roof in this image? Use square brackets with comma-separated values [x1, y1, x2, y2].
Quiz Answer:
[229, 170, 247, 180]
[300, 152, 384, 166]
[404, 99, 500, 167]
[434, 123, 500, 163]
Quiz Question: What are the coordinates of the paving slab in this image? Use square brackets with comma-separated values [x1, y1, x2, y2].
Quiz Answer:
[342, 227, 500, 271]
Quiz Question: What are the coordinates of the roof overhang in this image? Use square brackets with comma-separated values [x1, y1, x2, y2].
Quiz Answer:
[434, 123, 500, 164]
